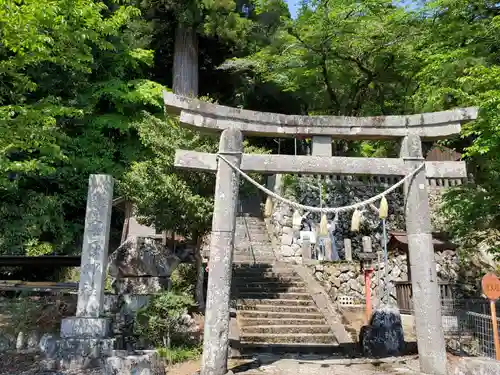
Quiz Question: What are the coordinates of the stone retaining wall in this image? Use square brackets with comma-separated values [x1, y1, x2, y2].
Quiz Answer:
[268, 174, 445, 262]
[310, 249, 460, 305]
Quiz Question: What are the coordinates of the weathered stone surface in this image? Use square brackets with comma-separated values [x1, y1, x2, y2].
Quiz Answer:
[45, 337, 115, 370]
[312, 136, 332, 157]
[61, 317, 110, 338]
[164, 90, 477, 139]
[280, 245, 294, 257]
[40, 333, 58, 357]
[108, 236, 194, 278]
[453, 357, 500, 375]
[281, 233, 293, 246]
[360, 307, 405, 358]
[16, 331, 25, 351]
[0, 333, 14, 352]
[27, 331, 39, 349]
[401, 135, 447, 375]
[105, 350, 166, 375]
[113, 277, 168, 295]
[77, 174, 113, 318]
[201, 128, 242, 375]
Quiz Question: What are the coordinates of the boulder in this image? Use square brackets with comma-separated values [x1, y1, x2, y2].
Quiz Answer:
[360, 307, 405, 358]
[108, 236, 194, 278]
[113, 277, 168, 295]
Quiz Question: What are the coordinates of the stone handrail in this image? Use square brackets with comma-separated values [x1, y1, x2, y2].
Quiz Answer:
[164, 91, 478, 140]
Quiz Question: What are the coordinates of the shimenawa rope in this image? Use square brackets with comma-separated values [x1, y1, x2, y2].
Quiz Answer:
[216, 154, 424, 214]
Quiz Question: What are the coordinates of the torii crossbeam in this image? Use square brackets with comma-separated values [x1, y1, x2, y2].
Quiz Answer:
[164, 91, 478, 375]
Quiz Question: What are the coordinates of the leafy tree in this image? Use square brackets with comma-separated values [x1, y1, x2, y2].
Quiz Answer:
[121, 106, 269, 309]
[0, 0, 162, 255]
[410, 0, 500, 258]
[224, 0, 418, 116]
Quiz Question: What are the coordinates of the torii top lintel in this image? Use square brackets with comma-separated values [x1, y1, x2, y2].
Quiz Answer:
[163, 91, 478, 140]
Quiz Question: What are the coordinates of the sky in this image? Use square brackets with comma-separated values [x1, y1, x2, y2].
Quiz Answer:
[284, 0, 420, 19]
[285, 0, 299, 19]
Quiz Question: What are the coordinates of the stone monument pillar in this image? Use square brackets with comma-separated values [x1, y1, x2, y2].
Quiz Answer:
[47, 175, 115, 369]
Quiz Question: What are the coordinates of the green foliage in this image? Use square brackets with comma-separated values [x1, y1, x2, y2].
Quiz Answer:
[224, 0, 418, 116]
[158, 345, 202, 365]
[2, 0, 500, 262]
[409, 0, 500, 256]
[121, 110, 269, 242]
[121, 112, 217, 240]
[170, 263, 198, 295]
[134, 291, 197, 348]
[3, 296, 75, 334]
[0, 0, 161, 255]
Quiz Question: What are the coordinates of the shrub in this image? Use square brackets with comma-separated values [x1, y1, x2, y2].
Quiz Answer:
[134, 291, 197, 348]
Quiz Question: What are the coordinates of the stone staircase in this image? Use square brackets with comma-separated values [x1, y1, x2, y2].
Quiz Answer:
[231, 216, 339, 354]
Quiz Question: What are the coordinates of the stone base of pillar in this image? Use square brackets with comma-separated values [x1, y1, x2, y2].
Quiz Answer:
[44, 345, 167, 374]
[61, 317, 111, 338]
[43, 337, 115, 370]
[105, 350, 166, 375]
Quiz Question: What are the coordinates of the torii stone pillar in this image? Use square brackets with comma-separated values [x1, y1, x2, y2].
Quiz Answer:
[201, 129, 243, 375]
[164, 91, 477, 375]
[401, 135, 447, 375]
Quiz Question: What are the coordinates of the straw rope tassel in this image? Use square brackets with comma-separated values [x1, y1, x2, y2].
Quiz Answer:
[319, 214, 328, 236]
[351, 209, 361, 232]
[264, 196, 273, 218]
[292, 210, 302, 230]
[379, 196, 388, 219]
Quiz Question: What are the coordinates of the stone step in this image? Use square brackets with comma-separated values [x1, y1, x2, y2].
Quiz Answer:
[240, 333, 337, 344]
[242, 324, 331, 334]
[233, 247, 274, 253]
[232, 256, 275, 260]
[239, 318, 326, 326]
[236, 285, 307, 293]
[234, 241, 271, 247]
[236, 221, 266, 227]
[235, 226, 267, 231]
[233, 266, 295, 274]
[238, 299, 314, 307]
[233, 274, 303, 283]
[232, 258, 277, 264]
[232, 253, 275, 258]
[236, 292, 313, 300]
[234, 227, 268, 232]
[233, 246, 274, 252]
[238, 304, 319, 313]
[234, 280, 306, 288]
[237, 342, 341, 355]
[238, 310, 324, 320]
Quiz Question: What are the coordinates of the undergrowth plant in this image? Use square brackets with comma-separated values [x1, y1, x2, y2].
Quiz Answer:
[134, 291, 197, 349]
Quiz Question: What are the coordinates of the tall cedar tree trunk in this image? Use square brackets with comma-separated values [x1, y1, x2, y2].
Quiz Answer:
[173, 23, 204, 310]
[173, 24, 199, 97]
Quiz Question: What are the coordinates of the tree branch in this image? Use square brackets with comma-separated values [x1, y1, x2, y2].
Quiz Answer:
[320, 53, 340, 113]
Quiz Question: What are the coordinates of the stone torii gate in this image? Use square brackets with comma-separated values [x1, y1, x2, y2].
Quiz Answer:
[163, 91, 477, 375]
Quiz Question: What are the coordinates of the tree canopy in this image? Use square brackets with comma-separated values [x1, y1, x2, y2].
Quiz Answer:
[0, 0, 499, 259]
